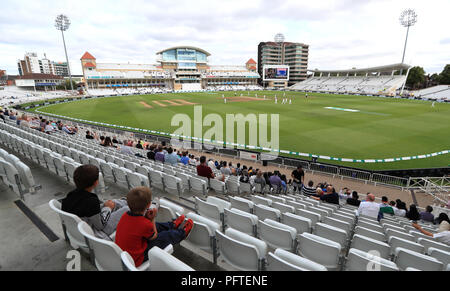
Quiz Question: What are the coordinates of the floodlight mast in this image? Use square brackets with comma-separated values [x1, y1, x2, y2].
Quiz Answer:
[400, 9, 417, 65]
[55, 14, 74, 92]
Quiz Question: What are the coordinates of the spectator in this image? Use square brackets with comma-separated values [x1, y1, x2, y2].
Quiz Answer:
[394, 200, 407, 217]
[189, 154, 198, 166]
[269, 172, 282, 192]
[164, 147, 180, 166]
[114, 187, 193, 267]
[146, 145, 156, 160]
[339, 188, 352, 200]
[197, 156, 215, 180]
[252, 170, 266, 191]
[311, 185, 339, 205]
[291, 165, 304, 193]
[62, 124, 75, 135]
[406, 204, 421, 221]
[379, 196, 395, 218]
[301, 180, 316, 196]
[119, 143, 135, 156]
[112, 136, 119, 144]
[61, 165, 129, 239]
[220, 162, 231, 176]
[347, 191, 361, 207]
[435, 213, 450, 232]
[356, 193, 380, 219]
[180, 152, 189, 165]
[420, 206, 435, 223]
[136, 140, 143, 149]
[102, 137, 115, 147]
[239, 169, 249, 183]
[85, 130, 94, 140]
[44, 121, 54, 134]
[154, 146, 165, 163]
[412, 223, 450, 246]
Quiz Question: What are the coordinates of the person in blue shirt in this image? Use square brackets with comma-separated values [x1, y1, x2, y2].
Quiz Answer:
[180, 151, 190, 165]
[164, 147, 180, 166]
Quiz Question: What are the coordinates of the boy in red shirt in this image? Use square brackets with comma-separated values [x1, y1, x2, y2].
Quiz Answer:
[115, 187, 193, 267]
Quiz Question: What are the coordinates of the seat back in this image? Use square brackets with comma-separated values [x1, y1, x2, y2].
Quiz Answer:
[272, 202, 295, 214]
[297, 233, 342, 270]
[163, 173, 183, 196]
[258, 219, 297, 251]
[148, 246, 194, 271]
[224, 208, 258, 236]
[189, 177, 207, 196]
[354, 226, 386, 242]
[254, 204, 281, 222]
[350, 234, 391, 259]
[149, 169, 165, 191]
[185, 212, 220, 252]
[267, 249, 327, 271]
[428, 248, 450, 269]
[314, 223, 347, 248]
[295, 209, 321, 226]
[229, 196, 254, 213]
[417, 237, 450, 254]
[77, 221, 124, 271]
[210, 179, 226, 195]
[216, 228, 267, 271]
[395, 247, 443, 271]
[282, 212, 312, 234]
[345, 248, 399, 271]
[389, 236, 425, 256]
[251, 195, 272, 206]
[206, 196, 231, 213]
[48, 199, 86, 249]
[195, 197, 221, 223]
[385, 228, 415, 242]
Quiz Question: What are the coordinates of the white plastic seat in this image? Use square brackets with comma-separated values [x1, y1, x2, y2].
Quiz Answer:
[209, 178, 226, 195]
[253, 204, 281, 222]
[226, 179, 240, 195]
[357, 220, 383, 232]
[314, 223, 348, 249]
[297, 232, 342, 271]
[282, 212, 312, 234]
[195, 197, 222, 225]
[229, 196, 254, 213]
[417, 237, 450, 254]
[156, 198, 184, 223]
[138, 245, 194, 271]
[307, 206, 330, 219]
[48, 199, 87, 250]
[266, 194, 286, 204]
[64, 161, 81, 184]
[149, 169, 165, 191]
[331, 212, 355, 225]
[272, 202, 295, 214]
[258, 219, 297, 251]
[385, 228, 415, 242]
[184, 212, 220, 263]
[224, 208, 258, 236]
[354, 226, 386, 242]
[428, 247, 450, 270]
[251, 195, 272, 207]
[286, 200, 307, 210]
[111, 166, 130, 189]
[189, 177, 207, 196]
[409, 230, 432, 242]
[162, 173, 184, 197]
[267, 248, 327, 271]
[345, 248, 399, 271]
[350, 234, 391, 259]
[99, 161, 115, 182]
[216, 228, 267, 271]
[127, 172, 150, 189]
[322, 216, 351, 234]
[389, 236, 425, 256]
[295, 209, 321, 227]
[394, 247, 444, 271]
[77, 221, 149, 271]
[176, 172, 192, 192]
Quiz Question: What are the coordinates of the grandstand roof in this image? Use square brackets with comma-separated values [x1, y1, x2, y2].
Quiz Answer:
[156, 46, 211, 56]
[246, 58, 257, 64]
[308, 63, 411, 74]
[81, 52, 96, 60]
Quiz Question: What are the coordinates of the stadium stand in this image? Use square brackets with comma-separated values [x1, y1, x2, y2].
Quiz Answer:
[1, 113, 449, 271]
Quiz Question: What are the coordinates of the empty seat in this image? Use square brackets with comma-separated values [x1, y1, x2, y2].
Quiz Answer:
[229, 196, 254, 213]
[127, 172, 150, 189]
[216, 228, 267, 271]
[417, 237, 450, 254]
[209, 179, 226, 195]
[271, 202, 295, 214]
[251, 195, 272, 207]
[354, 226, 386, 242]
[345, 248, 399, 271]
[162, 174, 183, 197]
[149, 170, 165, 191]
[184, 212, 220, 263]
[266, 248, 327, 271]
[394, 247, 444, 271]
[224, 208, 258, 236]
[258, 219, 297, 251]
[297, 233, 342, 271]
[189, 177, 208, 196]
[385, 228, 415, 242]
[156, 198, 184, 223]
[282, 212, 312, 234]
[314, 223, 347, 249]
[253, 204, 281, 222]
[389, 236, 425, 256]
[147, 246, 195, 271]
[350, 234, 391, 260]
[266, 194, 286, 204]
[296, 209, 321, 227]
[428, 248, 450, 270]
[322, 216, 351, 234]
[357, 220, 383, 232]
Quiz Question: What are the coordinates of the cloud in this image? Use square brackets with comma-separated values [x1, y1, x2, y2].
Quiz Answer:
[0, 0, 449, 76]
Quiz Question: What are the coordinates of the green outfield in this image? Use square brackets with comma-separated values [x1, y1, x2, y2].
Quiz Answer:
[25, 91, 450, 171]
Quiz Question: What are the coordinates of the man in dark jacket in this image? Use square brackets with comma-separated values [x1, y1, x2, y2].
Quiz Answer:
[61, 165, 129, 239]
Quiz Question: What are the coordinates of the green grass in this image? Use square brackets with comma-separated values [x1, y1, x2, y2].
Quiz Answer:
[25, 91, 450, 171]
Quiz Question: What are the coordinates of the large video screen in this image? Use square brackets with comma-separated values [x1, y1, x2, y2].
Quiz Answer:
[263, 66, 289, 81]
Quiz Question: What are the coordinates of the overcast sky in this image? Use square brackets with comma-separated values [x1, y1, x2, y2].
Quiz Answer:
[1, 0, 449, 76]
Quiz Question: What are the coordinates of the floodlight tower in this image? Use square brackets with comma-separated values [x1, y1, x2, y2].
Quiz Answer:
[274, 33, 285, 64]
[399, 9, 418, 65]
[55, 14, 74, 91]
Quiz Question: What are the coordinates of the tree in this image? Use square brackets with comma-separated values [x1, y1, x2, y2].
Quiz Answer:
[438, 64, 450, 85]
[56, 79, 77, 90]
[406, 66, 426, 89]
